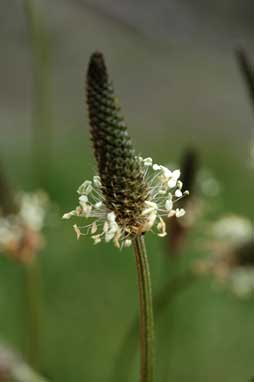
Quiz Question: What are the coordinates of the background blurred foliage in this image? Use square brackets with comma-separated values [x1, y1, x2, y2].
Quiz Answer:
[0, 0, 253, 381]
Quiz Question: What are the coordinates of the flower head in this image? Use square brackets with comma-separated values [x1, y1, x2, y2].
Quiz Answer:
[0, 191, 48, 263]
[195, 215, 254, 298]
[63, 52, 188, 248]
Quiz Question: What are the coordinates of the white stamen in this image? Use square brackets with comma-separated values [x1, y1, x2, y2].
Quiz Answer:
[175, 189, 183, 198]
[124, 239, 132, 247]
[91, 222, 97, 234]
[73, 224, 81, 239]
[63, 159, 188, 248]
[152, 164, 161, 171]
[62, 211, 76, 219]
[165, 199, 173, 211]
[77, 180, 93, 195]
[175, 208, 185, 218]
[143, 157, 153, 166]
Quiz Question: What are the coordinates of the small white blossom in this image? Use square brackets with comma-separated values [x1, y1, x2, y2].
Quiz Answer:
[211, 215, 253, 246]
[0, 191, 48, 257]
[19, 192, 48, 231]
[63, 157, 188, 248]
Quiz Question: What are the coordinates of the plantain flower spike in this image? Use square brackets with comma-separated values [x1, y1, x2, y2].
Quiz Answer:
[63, 52, 189, 248]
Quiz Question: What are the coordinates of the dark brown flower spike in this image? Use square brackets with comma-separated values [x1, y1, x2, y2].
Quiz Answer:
[86, 52, 148, 233]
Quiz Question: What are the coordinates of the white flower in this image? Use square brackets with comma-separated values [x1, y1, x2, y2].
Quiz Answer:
[19, 192, 48, 231]
[211, 215, 253, 246]
[63, 157, 188, 248]
[0, 191, 48, 256]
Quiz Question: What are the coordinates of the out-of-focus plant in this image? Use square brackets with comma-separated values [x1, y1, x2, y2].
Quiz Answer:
[166, 149, 198, 254]
[23, 0, 51, 188]
[236, 48, 254, 109]
[63, 52, 189, 382]
[235, 48, 254, 169]
[196, 215, 254, 298]
[0, 166, 48, 372]
[0, 344, 48, 382]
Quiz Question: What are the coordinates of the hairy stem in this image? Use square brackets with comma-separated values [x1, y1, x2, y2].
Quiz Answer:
[132, 236, 155, 382]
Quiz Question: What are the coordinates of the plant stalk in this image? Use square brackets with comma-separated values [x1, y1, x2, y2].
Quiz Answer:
[132, 235, 155, 382]
[111, 267, 197, 381]
[23, 0, 51, 188]
[24, 256, 42, 372]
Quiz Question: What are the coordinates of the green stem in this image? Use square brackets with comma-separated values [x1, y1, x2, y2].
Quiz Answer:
[23, 0, 51, 188]
[132, 235, 155, 382]
[24, 257, 42, 372]
[111, 268, 197, 381]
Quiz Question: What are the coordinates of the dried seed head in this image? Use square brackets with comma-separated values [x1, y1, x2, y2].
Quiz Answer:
[86, 52, 148, 231]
